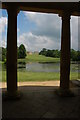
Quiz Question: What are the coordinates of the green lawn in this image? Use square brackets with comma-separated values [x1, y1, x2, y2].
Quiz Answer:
[18, 54, 60, 63]
[0, 61, 4, 64]
[0, 54, 78, 82]
[18, 71, 78, 82]
[0, 70, 78, 82]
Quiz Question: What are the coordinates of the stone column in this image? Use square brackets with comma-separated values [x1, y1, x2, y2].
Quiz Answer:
[56, 11, 74, 96]
[4, 6, 20, 99]
[60, 12, 71, 90]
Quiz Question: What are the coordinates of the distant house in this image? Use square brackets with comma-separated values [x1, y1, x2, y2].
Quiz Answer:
[27, 51, 33, 55]
[34, 51, 39, 55]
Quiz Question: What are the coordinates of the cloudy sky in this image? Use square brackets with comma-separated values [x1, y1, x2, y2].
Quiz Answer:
[0, 9, 78, 52]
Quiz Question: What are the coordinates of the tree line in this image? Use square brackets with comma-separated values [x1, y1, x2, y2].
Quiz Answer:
[39, 48, 60, 58]
[39, 48, 80, 61]
[0, 44, 27, 62]
[0, 45, 80, 62]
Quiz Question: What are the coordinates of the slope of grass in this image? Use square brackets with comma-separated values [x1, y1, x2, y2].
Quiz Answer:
[18, 54, 60, 63]
[0, 54, 78, 82]
[1, 70, 78, 82]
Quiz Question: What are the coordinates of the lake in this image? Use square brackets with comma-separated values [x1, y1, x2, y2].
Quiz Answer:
[1, 62, 79, 81]
[18, 62, 79, 73]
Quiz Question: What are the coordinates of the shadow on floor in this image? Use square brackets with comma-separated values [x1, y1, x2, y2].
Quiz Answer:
[2, 85, 80, 119]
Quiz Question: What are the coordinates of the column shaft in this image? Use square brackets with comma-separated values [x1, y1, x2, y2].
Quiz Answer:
[60, 12, 71, 89]
[7, 7, 17, 94]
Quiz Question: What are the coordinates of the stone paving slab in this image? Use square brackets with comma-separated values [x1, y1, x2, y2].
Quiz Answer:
[2, 86, 80, 119]
[0, 80, 76, 88]
[0, 81, 60, 88]
[71, 80, 80, 87]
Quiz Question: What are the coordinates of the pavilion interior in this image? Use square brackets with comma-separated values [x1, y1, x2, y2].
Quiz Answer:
[1, 2, 80, 119]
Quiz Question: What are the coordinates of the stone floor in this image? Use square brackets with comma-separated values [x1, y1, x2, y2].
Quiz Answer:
[2, 84, 80, 119]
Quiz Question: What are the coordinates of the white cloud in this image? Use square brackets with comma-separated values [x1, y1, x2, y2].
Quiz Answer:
[0, 12, 78, 51]
[17, 28, 20, 32]
[22, 11, 61, 51]
[23, 11, 78, 50]
[24, 11, 61, 39]
[0, 17, 7, 48]
[0, 17, 7, 33]
[71, 16, 78, 50]
[18, 32, 60, 52]
[24, 12, 78, 50]
[0, 39, 6, 48]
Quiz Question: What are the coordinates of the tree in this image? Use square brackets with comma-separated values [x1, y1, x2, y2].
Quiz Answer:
[0, 47, 6, 61]
[39, 48, 47, 56]
[39, 48, 60, 58]
[46, 49, 54, 57]
[71, 49, 78, 61]
[53, 49, 60, 58]
[77, 50, 80, 61]
[18, 44, 27, 59]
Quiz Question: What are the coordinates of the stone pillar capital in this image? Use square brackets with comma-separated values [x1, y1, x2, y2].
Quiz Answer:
[59, 10, 71, 20]
[7, 5, 20, 15]
[17, 9, 20, 15]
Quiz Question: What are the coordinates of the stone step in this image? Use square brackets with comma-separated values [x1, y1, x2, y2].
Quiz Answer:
[71, 80, 80, 87]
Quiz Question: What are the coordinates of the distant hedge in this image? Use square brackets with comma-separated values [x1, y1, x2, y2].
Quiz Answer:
[39, 48, 80, 61]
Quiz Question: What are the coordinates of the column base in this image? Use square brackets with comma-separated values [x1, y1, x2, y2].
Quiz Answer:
[2, 90, 22, 101]
[55, 87, 75, 97]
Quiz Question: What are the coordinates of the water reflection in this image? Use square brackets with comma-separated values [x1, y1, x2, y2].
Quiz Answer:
[1, 61, 79, 73]
[18, 61, 26, 68]
[18, 62, 79, 73]
[26, 62, 60, 72]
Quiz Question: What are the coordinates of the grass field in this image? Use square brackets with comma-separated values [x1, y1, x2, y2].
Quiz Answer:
[18, 54, 60, 63]
[0, 54, 78, 82]
[1, 70, 78, 82]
